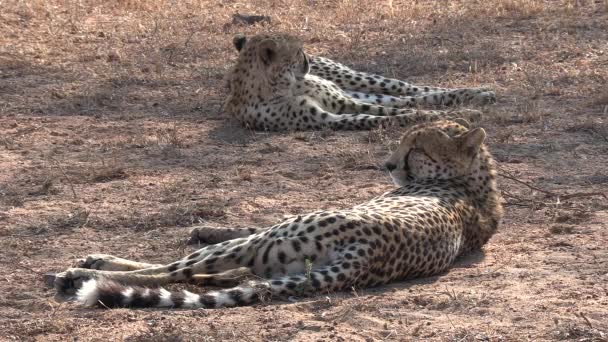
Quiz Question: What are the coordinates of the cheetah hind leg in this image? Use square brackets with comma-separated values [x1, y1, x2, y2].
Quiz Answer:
[188, 226, 263, 245]
[55, 266, 256, 299]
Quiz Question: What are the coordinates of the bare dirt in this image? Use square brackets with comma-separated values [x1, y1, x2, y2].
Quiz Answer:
[1, 1, 607, 341]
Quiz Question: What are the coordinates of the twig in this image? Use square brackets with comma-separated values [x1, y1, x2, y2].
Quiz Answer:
[167, 29, 198, 65]
[445, 313, 458, 331]
[498, 167, 607, 203]
[498, 168, 556, 196]
[501, 189, 547, 207]
[384, 329, 397, 340]
[485, 254, 514, 275]
[183, 29, 197, 49]
[16, 263, 45, 276]
[577, 311, 593, 329]
[560, 192, 607, 200]
[433, 35, 464, 48]
[49, 301, 65, 319]
[440, 285, 458, 301]
[97, 299, 111, 309]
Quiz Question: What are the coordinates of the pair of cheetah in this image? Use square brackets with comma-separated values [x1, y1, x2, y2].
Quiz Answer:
[52, 33, 503, 310]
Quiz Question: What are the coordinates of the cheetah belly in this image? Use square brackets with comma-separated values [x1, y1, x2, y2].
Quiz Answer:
[248, 233, 334, 278]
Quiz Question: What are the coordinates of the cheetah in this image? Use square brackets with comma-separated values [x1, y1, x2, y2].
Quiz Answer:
[224, 33, 496, 131]
[53, 119, 503, 309]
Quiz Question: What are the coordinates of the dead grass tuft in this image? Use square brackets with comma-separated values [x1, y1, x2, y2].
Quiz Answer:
[130, 202, 226, 232]
[89, 166, 127, 183]
[552, 319, 604, 341]
[590, 89, 608, 110]
[495, 0, 547, 18]
[50, 207, 91, 231]
[566, 118, 608, 141]
[29, 177, 57, 196]
[549, 224, 575, 235]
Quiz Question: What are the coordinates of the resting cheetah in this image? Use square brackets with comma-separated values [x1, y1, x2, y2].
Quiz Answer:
[54, 119, 503, 309]
[224, 33, 495, 131]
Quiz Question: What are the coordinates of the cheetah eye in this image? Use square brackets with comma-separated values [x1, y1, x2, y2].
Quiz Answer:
[412, 148, 437, 163]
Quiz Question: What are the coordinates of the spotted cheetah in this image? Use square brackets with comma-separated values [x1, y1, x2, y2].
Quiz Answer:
[53, 119, 503, 309]
[224, 33, 495, 131]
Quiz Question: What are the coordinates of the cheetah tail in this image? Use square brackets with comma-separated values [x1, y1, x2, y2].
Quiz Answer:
[76, 278, 272, 309]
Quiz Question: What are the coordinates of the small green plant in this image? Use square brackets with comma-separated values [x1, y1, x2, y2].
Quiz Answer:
[305, 257, 313, 282]
[293, 257, 314, 296]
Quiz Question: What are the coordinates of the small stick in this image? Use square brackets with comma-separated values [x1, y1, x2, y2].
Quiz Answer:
[48, 156, 78, 199]
[16, 263, 45, 276]
[577, 311, 593, 328]
[498, 167, 606, 202]
[498, 168, 556, 196]
[501, 189, 546, 207]
[560, 192, 607, 200]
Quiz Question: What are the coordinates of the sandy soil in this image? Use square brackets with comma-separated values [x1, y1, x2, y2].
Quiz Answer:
[1, 1, 607, 341]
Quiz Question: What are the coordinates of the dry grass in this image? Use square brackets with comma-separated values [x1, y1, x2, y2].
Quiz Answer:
[1, 0, 608, 340]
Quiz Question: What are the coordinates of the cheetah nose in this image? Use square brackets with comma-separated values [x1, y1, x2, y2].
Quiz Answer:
[384, 162, 397, 172]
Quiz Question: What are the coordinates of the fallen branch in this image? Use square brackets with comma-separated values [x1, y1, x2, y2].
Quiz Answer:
[559, 192, 607, 200]
[501, 188, 546, 207]
[498, 167, 556, 196]
[497, 167, 607, 204]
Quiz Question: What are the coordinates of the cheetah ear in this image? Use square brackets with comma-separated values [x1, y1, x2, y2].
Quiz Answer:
[233, 34, 247, 52]
[301, 50, 310, 74]
[458, 128, 486, 157]
[258, 39, 278, 66]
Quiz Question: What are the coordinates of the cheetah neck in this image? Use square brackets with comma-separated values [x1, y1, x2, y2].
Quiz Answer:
[226, 62, 275, 117]
[396, 148, 502, 252]
[460, 148, 503, 251]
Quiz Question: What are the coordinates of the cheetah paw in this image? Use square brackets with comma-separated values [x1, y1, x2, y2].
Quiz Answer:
[188, 226, 219, 245]
[450, 109, 483, 123]
[75, 254, 124, 271]
[471, 91, 496, 105]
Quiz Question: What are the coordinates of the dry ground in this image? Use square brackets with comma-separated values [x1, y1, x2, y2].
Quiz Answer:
[1, 0, 608, 341]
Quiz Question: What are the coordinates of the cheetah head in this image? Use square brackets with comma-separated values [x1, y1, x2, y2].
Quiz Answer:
[384, 119, 486, 187]
[232, 33, 310, 89]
